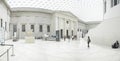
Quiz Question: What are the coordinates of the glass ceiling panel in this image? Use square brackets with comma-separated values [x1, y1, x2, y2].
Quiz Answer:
[7, 0, 103, 22]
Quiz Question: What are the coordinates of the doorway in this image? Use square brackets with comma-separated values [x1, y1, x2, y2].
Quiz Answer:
[13, 24, 18, 41]
[13, 24, 17, 36]
[56, 30, 60, 41]
[61, 29, 63, 38]
[72, 30, 73, 36]
[66, 30, 69, 38]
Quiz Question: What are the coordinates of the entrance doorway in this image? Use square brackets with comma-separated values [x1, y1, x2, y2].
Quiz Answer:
[66, 30, 69, 38]
[72, 30, 73, 36]
[56, 30, 60, 41]
[13, 25, 17, 36]
[61, 29, 63, 38]
[13, 24, 18, 41]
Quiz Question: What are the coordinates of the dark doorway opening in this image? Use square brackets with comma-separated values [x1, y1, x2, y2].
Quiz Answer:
[13, 24, 18, 41]
[56, 30, 60, 41]
[61, 29, 63, 38]
[13, 25, 17, 36]
[66, 30, 69, 38]
[72, 30, 73, 36]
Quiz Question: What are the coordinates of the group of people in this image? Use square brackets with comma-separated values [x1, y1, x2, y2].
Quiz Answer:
[44, 34, 119, 49]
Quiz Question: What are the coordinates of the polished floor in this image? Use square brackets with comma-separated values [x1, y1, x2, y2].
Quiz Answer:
[6, 39, 120, 61]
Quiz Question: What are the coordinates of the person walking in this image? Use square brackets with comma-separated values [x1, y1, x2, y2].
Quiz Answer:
[87, 36, 91, 48]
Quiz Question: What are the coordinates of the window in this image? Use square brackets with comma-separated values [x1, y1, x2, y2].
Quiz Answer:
[39, 25, 43, 32]
[116, 0, 119, 4]
[1, 19, 3, 28]
[5, 22, 7, 31]
[9, 23, 11, 31]
[22, 25, 25, 32]
[114, 0, 118, 6]
[111, 0, 120, 7]
[61, 29, 63, 38]
[72, 30, 73, 36]
[111, 0, 113, 7]
[31, 25, 34, 32]
[13, 25, 17, 32]
[66, 21, 69, 24]
[118, 0, 120, 4]
[78, 29, 79, 31]
[13, 24, 17, 36]
[104, 1, 107, 13]
[47, 25, 50, 32]
[66, 30, 69, 37]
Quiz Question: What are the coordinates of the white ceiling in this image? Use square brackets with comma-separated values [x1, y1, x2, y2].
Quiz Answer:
[7, 0, 104, 22]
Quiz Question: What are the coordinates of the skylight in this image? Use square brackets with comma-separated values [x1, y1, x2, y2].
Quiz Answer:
[7, 0, 104, 22]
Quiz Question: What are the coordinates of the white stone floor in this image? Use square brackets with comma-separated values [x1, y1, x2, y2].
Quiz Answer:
[5, 39, 120, 61]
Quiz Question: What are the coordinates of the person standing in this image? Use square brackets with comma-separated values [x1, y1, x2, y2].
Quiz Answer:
[87, 36, 91, 48]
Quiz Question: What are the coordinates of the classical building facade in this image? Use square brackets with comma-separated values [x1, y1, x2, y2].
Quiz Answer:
[0, 0, 100, 41]
[10, 8, 85, 41]
[0, 0, 11, 41]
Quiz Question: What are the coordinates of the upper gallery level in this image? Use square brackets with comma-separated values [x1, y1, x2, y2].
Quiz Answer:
[104, 0, 120, 19]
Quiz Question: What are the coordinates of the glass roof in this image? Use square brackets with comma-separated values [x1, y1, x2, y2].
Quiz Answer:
[7, 0, 103, 22]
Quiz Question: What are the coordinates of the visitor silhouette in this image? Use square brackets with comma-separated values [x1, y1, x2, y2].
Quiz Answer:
[112, 40, 119, 49]
[87, 36, 91, 48]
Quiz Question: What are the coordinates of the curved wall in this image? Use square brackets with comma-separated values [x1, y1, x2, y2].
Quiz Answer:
[105, 4, 120, 19]
[86, 17, 120, 47]
[86, 2, 120, 47]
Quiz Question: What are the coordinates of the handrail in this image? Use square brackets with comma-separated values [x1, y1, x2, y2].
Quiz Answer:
[0, 49, 8, 57]
[0, 44, 15, 56]
[0, 44, 15, 61]
[0, 46, 11, 57]
[0, 46, 11, 61]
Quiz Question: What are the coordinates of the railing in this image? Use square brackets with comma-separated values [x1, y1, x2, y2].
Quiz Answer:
[0, 44, 15, 61]
[0, 25, 15, 61]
